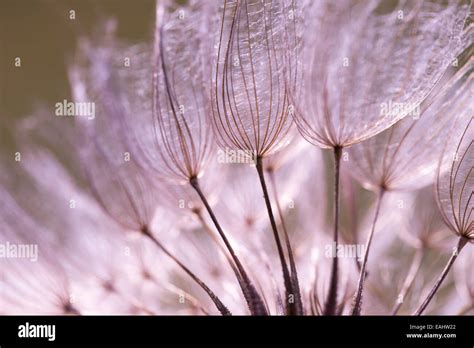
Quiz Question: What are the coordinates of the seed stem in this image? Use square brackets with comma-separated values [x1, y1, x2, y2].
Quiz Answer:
[256, 156, 298, 315]
[351, 188, 385, 316]
[190, 176, 268, 315]
[141, 226, 231, 315]
[414, 236, 468, 315]
[268, 168, 304, 315]
[324, 146, 342, 315]
[392, 247, 424, 315]
[193, 209, 241, 278]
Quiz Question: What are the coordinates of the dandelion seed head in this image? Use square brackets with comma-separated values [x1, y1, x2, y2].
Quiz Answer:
[293, 0, 471, 149]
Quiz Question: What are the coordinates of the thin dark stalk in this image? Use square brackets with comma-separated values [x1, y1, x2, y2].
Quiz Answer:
[414, 236, 468, 315]
[392, 247, 424, 315]
[347, 177, 362, 272]
[194, 209, 217, 239]
[268, 169, 304, 315]
[141, 226, 231, 316]
[324, 146, 342, 315]
[143, 269, 210, 315]
[193, 209, 240, 276]
[190, 176, 268, 315]
[351, 188, 385, 316]
[255, 156, 297, 315]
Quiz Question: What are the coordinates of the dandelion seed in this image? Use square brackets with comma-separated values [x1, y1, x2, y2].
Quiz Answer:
[211, 0, 307, 315]
[349, 58, 473, 315]
[291, 0, 471, 315]
[414, 112, 473, 315]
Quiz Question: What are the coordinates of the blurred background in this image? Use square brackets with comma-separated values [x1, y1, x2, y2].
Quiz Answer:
[0, 0, 155, 150]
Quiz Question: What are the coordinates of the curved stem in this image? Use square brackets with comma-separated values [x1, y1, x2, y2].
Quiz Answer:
[193, 209, 238, 271]
[256, 157, 297, 315]
[164, 283, 210, 315]
[190, 177, 268, 315]
[268, 169, 304, 315]
[391, 247, 424, 315]
[141, 227, 231, 316]
[351, 188, 385, 316]
[324, 146, 342, 315]
[193, 209, 243, 287]
[143, 270, 210, 315]
[346, 174, 362, 271]
[414, 236, 468, 315]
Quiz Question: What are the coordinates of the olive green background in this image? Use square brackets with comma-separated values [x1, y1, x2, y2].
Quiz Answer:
[0, 0, 156, 149]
